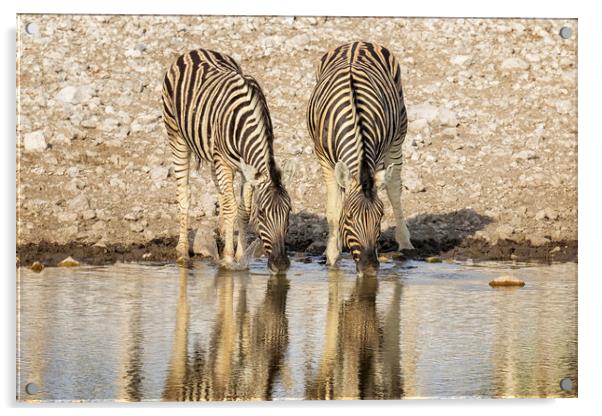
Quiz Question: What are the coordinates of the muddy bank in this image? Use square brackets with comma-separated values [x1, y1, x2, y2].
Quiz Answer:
[16, 237, 577, 268]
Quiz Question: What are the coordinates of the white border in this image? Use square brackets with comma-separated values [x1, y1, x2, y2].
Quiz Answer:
[3, 1, 601, 415]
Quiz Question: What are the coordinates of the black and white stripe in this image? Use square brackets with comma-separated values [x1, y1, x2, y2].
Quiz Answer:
[307, 41, 413, 275]
[162, 49, 291, 272]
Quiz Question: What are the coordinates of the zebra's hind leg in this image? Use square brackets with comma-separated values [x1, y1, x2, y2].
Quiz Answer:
[323, 165, 343, 266]
[170, 134, 192, 263]
[213, 158, 238, 266]
[385, 153, 414, 251]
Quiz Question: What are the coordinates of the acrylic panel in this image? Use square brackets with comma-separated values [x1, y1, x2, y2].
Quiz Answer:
[16, 15, 578, 402]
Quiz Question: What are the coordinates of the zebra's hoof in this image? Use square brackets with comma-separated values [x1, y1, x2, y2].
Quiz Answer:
[176, 255, 191, 267]
[398, 241, 415, 251]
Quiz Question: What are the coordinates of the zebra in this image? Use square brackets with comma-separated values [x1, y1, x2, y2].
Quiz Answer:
[162, 49, 292, 273]
[307, 41, 414, 276]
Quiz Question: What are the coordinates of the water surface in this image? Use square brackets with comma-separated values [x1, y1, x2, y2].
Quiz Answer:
[17, 258, 577, 401]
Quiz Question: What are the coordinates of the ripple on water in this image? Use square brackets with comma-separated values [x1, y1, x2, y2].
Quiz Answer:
[17, 259, 577, 401]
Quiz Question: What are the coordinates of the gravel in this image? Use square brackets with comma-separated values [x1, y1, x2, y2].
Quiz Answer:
[16, 15, 577, 252]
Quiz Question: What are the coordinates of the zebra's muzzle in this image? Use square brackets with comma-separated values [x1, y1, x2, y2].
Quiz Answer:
[268, 253, 290, 274]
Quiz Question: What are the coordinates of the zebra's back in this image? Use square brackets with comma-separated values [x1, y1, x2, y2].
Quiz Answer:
[307, 42, 407, 177]
[162, 49, 272, 170]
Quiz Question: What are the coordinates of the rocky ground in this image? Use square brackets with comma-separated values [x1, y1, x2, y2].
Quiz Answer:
[16, 15, 578, 265]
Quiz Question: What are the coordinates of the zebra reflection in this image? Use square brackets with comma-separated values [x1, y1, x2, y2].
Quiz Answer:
[305, 270, 403, 400]
[162, 267, 289, 401]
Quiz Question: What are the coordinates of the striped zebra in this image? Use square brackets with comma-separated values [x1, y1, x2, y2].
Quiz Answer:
[307, 41, 413, 276]
[162, 49, 292, 273]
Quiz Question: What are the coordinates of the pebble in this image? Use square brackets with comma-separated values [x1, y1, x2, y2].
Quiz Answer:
[130, 222, 144, 233]
[441, 127, 458, 138]
[450, 55, 472, 66]
[500, 57, 530, 71]
[58, 256, 80, 267]
[68, 194, 90, 211]
[57, 212, 78, 223]
[287, 33, 310, 48]
[408, 103, 439, 123]
[425, 256, 442, 263]
[80, 118, 98, 129]
[23, 131, 47, 152]
[553, 99, 572, 114]
[529, 235, 550, 246]
[30, 261, 44, 273]
[55, 85, 95, 104]
[489, 276, 525, 287]
[513, 150, 538, 161]
[403, 172, 426, 193]
[150, 166, 169, 183]
[82, 209, 97, 220]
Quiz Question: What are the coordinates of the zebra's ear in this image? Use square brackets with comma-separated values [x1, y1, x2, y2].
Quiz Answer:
[334, 161, 352, 190]
[240, 162, 261, 186]
[281, 160, 296, 184]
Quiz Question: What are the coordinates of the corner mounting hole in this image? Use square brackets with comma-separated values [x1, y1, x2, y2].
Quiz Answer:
[560, 377, 573, 391]
[559, 27, 572, 39]
[25, 382, 39, 395]
[25, 22, 39, 35]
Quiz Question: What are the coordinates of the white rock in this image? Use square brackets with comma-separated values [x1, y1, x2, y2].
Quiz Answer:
[110, 177, 125, 189]
[130, 222, 144, 233]
[525, 53, 541, 63]
[554, 99, 572, 114]
[409, 118, 429, 132]
[450, 55, 472, 66]
[513, 150, 538, 160]
[408, 104, 439, 123]
[23, 131, 47, 152]
[82, 209, 96, 220]
[441, 127, 458, 138]
[287, 34, 310, 48]
[438, 108, 458, 127]
[500, 57, 530, 71]
[66, 167, 79, 178]
[55, 86, 78, 103]
[403, 171, 426, 193]
[150, 166, 169, 183]
[101, 118, 120, 131]
[55, 85, 95, 104]
[67, 194, 90, 212]
[57, 212, 78, 223]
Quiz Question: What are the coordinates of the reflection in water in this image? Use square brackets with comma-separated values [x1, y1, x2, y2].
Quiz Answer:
[162, 267, 289, 401]
[17, 260, 578, 401]
[117, 275, 144, 401]
[305, 270, 402, 399]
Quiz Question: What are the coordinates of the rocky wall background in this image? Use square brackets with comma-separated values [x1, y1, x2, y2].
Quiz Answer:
[16, 15, 578, 255]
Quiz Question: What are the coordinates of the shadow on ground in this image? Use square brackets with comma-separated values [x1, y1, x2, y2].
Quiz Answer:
[16, 208, 577, 266]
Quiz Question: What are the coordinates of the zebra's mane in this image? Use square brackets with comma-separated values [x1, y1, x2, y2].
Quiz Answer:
[243, 75, 285, 190]
[348, 51, 377, 201]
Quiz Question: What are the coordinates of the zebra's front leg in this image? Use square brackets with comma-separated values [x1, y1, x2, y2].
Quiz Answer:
[235, 179, 253, 262]
[170, 136, 192, 263]
[214, 160, 237, 265]
[385, 161, 414, 250]
[323, 166, 343, 266]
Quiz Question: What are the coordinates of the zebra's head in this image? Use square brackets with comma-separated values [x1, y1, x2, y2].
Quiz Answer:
[335, 161, 389, 276]
[242, 162, 292, 274]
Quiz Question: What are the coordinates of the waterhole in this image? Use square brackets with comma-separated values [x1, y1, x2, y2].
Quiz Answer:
[17, 258, 577, 401]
